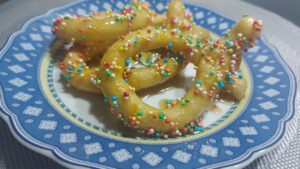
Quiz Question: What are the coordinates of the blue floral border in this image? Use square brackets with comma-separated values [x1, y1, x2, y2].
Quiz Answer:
[0, 0, 297, 168]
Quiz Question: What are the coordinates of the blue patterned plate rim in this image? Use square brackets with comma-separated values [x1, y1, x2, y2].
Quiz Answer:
[0, 0, 297, 168]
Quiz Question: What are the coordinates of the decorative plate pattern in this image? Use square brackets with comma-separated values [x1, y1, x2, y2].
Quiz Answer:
[0, 0, 296, 168]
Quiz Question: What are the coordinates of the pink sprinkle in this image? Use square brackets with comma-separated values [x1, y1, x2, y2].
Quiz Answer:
[149, 128, 154, 134]
[117, 114, 122, 119]
[256, 27, 262, 31]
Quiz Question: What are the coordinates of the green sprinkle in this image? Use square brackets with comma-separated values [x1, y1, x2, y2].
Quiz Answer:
[180, 34, 184, 38]
[106, 71, 112, 76]
[155, 25, 159, 29]
[187, 125, 191, 130]
[64, 16, 71, 19]
[182, 101, 186, 105]
[189, 40, 193, 44]
[243, 13, 248, 17]
[116, 17, 120, 21]
[82, 36, 87, 40]
[131, 15, 134, 19]
[65, 75, 71, 81]
[185, 98, 190, 103]
[137, 110, 143, 116]
[159, 113, 165, 119]
[239, 74, 243, 78]
[148, 64, 151, 68]
[120, 117, 125, 121]
[201, 52, 206, 56]
[225, 33, 229, 37]
[197, 44, 201, 48]
[213, 82, 218, 87]
[210, 71, 215, 76]
[210, 46, 214, 50]
[137, 129, 142, 133]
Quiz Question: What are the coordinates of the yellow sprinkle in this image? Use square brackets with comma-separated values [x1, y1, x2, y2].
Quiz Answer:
[125, 47, 128, 51]
[132, 116, 136, 121]
[71, 37, 76, 42]
[220, 44, 224, 48]
[242, 37, 246, 40]
[96, 80, 101, 84]
[95, 68, 99, 71]
[137, 116, 141, 120]
[66, 83, 71, 87]
[194, 66, 198, 70]
[210, 59, 214, 63]
[120, 46, 124, 50]
[137, 30, 141, 34]
[228, 49, 233, 53]
[156, 72, 160, 75]
[217, 77, 221, 81]
[175, 62, 178, 66]
[85, 66, 89, 70]
[149, 111, 153, 115]
[236, 46, 240, 50]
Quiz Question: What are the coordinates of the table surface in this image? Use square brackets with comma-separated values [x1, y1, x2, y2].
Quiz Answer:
[0, 0, 299, 169]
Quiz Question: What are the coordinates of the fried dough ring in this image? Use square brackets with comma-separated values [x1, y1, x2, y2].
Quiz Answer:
[99, 16, 262, 136]
[52, 1, 165, 42]
[59, 0, 210, 94]
[60, 25, 210, 93]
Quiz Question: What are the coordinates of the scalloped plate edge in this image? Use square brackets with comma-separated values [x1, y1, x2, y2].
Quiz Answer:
[0, 0, 297, 169]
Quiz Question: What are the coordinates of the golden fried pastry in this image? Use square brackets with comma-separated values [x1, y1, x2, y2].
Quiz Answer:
[99, 16, 262, 137]
[59, 25, 211, 93]
[59, 0, 211, 94]
[52, 0, 165, 42]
